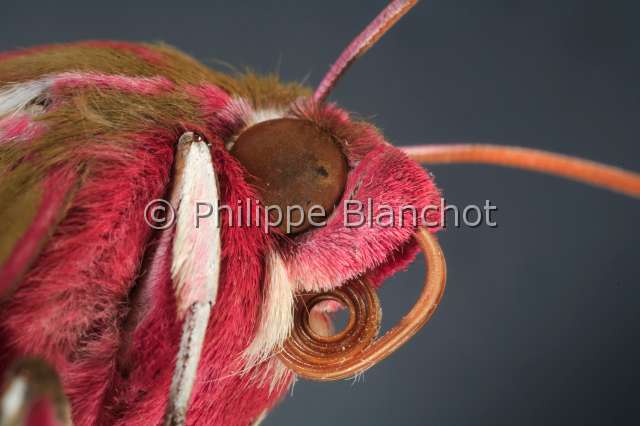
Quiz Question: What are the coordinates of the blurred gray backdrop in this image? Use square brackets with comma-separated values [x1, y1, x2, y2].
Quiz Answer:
[2, 1, 638, 425]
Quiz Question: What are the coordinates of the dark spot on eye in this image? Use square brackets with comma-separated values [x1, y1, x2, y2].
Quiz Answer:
[316, 166, 329, 177]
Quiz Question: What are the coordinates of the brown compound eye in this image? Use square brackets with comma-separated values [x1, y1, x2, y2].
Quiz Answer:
[230, 118, 348, 234]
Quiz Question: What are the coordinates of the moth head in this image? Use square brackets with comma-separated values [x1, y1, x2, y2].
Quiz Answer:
[224, 0, 445, 381]
[226, 92, 442, 380]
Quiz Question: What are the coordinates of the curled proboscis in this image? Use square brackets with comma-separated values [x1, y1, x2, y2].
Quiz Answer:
[279, 228, 446, 381]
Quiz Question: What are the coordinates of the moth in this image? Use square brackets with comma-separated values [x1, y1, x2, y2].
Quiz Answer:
[0, 1, 638, 425]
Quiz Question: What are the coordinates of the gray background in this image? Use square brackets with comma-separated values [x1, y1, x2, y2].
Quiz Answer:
[2, 1, 639, 425]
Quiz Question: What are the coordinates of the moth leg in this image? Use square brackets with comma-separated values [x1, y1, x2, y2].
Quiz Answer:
[162, 133, 221, 426]
[0, 358, 71, 426]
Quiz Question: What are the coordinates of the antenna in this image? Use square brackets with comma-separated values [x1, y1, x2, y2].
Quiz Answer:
[313, 0, 419, 103]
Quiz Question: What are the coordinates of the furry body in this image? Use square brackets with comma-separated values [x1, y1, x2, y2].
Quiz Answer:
[0, 42, 440, 425]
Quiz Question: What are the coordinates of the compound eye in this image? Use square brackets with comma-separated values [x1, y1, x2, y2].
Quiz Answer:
[230, 118, 348, 234]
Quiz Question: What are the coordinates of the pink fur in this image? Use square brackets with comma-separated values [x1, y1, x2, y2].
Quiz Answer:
[186, 84, 230, 120]
[0, 114, 45, 142]
[205, 97, 255, 143]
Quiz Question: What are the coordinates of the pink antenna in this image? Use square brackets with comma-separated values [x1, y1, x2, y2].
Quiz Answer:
[313, 0, 419, 103]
